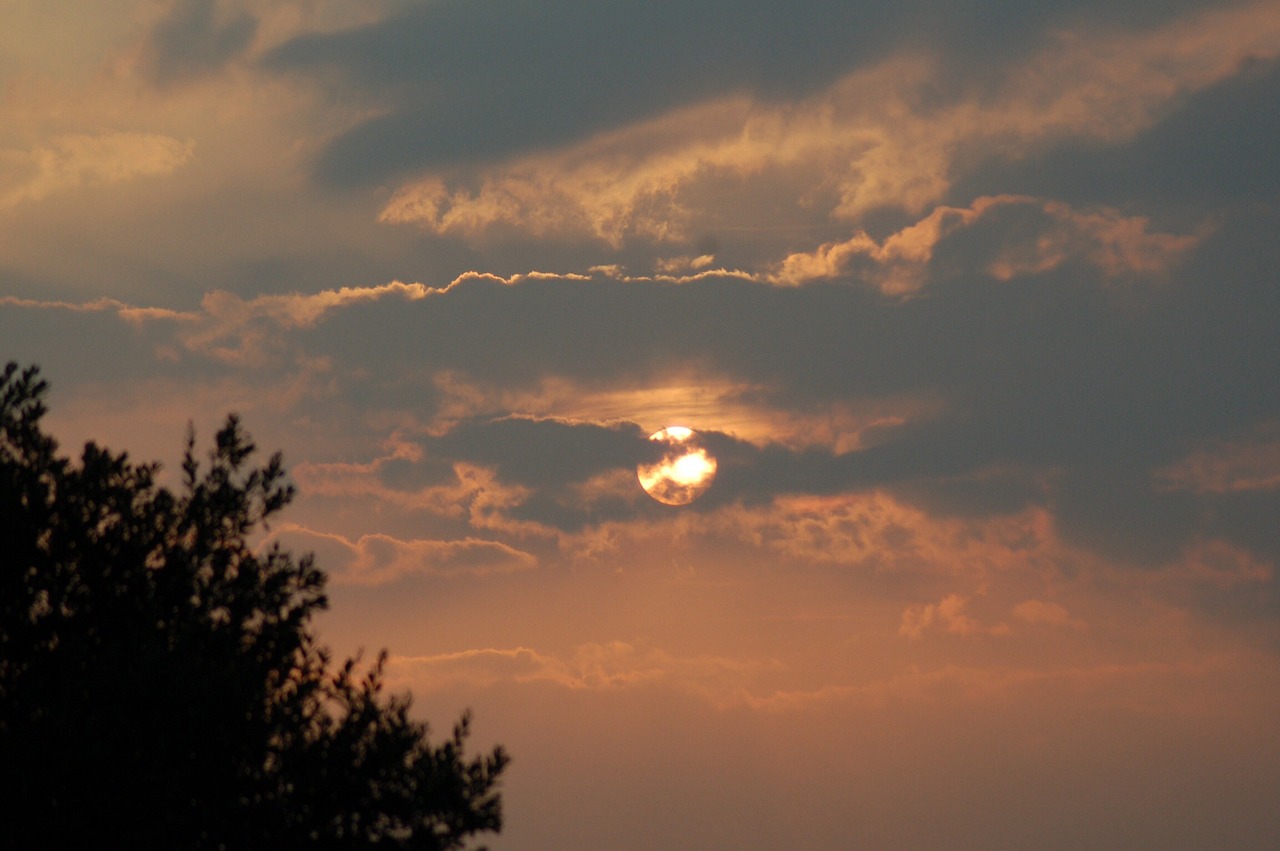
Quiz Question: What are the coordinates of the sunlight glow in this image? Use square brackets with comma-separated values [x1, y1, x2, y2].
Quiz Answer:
[637, 426, 717, 506]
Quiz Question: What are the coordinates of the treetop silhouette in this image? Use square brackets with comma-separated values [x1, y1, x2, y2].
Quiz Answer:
[0, 362, 507, 849]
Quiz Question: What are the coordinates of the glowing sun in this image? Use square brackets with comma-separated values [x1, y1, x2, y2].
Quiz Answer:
[637, 426, 717, 506]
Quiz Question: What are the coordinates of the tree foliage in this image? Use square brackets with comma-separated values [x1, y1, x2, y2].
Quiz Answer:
[0, 363, 507, 849]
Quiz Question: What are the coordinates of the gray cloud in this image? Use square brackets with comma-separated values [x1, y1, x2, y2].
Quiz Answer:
[141, 0, 257, 84]
[6, 181, 1277, 561]
[306, 212, 1273, 556]
[264, 0, 1221, 187]
[0, 300, 181, 388]
[297, 221, 1277, 473]
[951, 55, 1280, 224]
[418, 415, 648, 490]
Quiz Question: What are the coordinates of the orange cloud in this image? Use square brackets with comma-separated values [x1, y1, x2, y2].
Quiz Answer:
[389, 641, 771, 702]
[0, 294, 194, 324]
[697, 492, 1058, 579]
[0, 132, 194, 208]
[1011, 599, 1087, 629]
[983, 199, 1204, 283]
[179, 281, 438, 365]
[270, 524, 538, 584]
[732, 648, 1280, 720]
[385, 637, 1274, 724]
[899, 593, 1012, 639]
[772, 195, 1202, 292]
[375, 0, 1279, 263]
[428, 367, 936, 452]
[770, 203, 971, 292]
[0, 281, 445, 368]
[293, 456, 538, 534]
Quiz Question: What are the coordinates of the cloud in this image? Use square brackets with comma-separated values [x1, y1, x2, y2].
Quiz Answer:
[393, 416, 681, 533]
[899, 593, 1012, 639]
[733, 658, 1191, 713]
[372, 90, 828, 247]
[293, 456, 541, 537]
[272, 524, 538, 583]
[264, 0, 876, 185]
[655, 254, 717, 275]
[771, 195, 1202, 292]
[176, 281, 441, 366]
[0, 281, 446, 369]
[138, 0, 258, 84]
[267, 0, 1280, 275]
[31, 240, 1250, 537]
[264, 0, 1260, 191]
[0, 294, 191, 323]
[954, 52, 1280, 219]
[418, 416, 648, 490]
[6, 215, 1278, 566]
[5, 3, 1279, 847]
[1156, 422, 1280, 494]
[389, 640, 772, 704]
[388, 647, 554, 690]
[284, 414, 655, 536]
[1011, 599, 1087, 629]
[0, 133, 194, 209]
[1174, 540, 1273, 590]
[692, 492, 1055, 576]
[387, 638, 1266, 721]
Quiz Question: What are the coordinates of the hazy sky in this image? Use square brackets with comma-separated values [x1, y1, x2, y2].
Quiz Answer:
[4, 1, 1280, 847]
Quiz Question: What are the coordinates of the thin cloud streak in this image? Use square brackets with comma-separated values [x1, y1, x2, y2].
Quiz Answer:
[270, 524, 538, 583]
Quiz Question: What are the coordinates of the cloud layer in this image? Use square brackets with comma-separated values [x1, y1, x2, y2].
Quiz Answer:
[4, 2, 1280, 849]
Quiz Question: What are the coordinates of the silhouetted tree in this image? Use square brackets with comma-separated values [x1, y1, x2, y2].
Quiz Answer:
[0, 363, 507, 849]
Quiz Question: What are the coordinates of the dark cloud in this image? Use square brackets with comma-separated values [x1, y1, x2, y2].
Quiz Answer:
[419, 415, 648, 490]
[141, 0, 257, 84]
[403, 416, 654, 530]
[0, 303, 181, 389]
[264, 0, 870, 184]
[951, 55, 1280, 223]
[264, 0, 1220, 186]
[9, 177, 1276, 560]
[305, 216, 1278, 473]
[1052, 466, 1203, 566]
[886, 468, 1049, 519]
[1205, 490, 1280, 570]
[292, 196, 1278, 559]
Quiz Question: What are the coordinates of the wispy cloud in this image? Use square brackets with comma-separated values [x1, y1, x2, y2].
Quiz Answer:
[1156, 423, 1280, 494]
[771, 195, 1203, 292]
[389, 640, 773, 703]
[0, 133, 194, 209]
[366, 1, 1279, 264]
[271, 524, 538, 583]
[1011, 599, 1087, 629]
[899, 593, 1012, 639]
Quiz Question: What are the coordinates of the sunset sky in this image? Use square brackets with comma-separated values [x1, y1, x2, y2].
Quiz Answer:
[4, 0, 1280, 847]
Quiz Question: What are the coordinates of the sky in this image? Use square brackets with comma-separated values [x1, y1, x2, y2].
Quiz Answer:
[4, 0, 1280, 847]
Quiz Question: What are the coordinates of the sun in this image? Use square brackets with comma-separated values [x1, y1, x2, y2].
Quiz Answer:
[637, 426, 717, 506]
